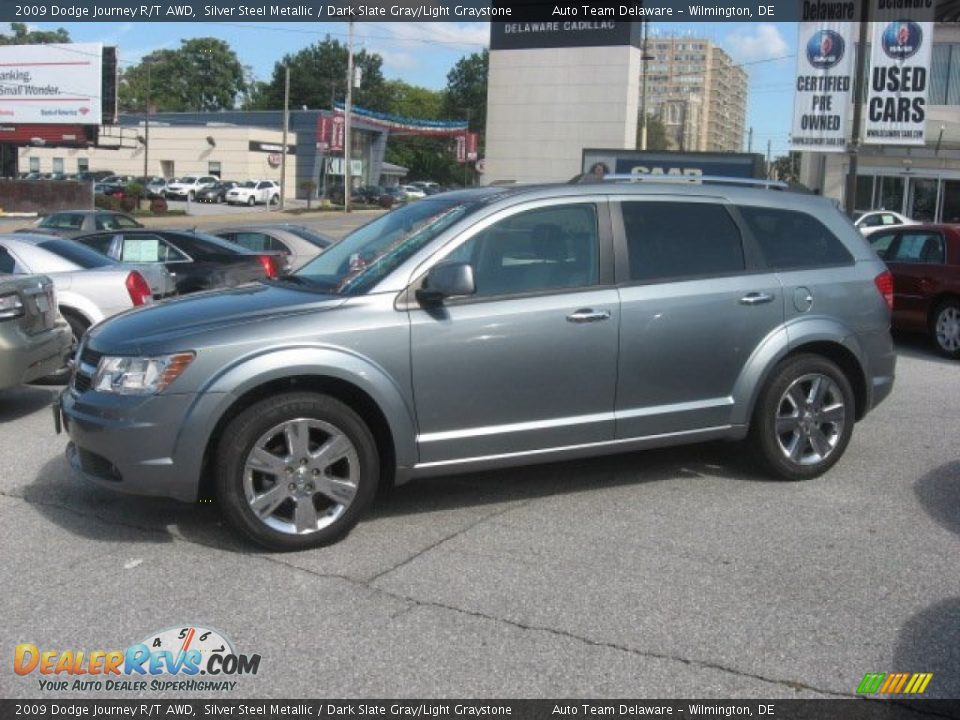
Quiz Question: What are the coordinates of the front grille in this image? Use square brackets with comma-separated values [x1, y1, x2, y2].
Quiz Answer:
[72, 346, 102, 394]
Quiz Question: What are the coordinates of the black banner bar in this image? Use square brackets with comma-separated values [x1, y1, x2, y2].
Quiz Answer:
[0, 0, 956, 24]
[2, 700, 960, 720]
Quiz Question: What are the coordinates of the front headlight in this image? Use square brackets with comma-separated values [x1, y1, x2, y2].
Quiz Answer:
[93, 352, 195, 395]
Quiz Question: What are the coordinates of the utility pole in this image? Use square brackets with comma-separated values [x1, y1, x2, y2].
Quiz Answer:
[766, 139, 772, 178]
[344, 21, 354, 214]
[640, 20, 650, 150]
[845, 6, 870, 218]
[280, 65, 289, 211]
[142, 60, 151, 195]
[748, 126, 753, 153]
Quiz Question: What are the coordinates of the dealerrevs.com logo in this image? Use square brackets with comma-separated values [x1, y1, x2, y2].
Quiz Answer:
[14, 626, 261, 692]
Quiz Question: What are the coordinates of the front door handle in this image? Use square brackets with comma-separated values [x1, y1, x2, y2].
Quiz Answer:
[739, 292, 774, 306]
[567, 308, 611, 323]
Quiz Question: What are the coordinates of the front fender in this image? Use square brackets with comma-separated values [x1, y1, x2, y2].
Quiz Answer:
[730, 316, 866, 427]
[173, 345, 419, 485]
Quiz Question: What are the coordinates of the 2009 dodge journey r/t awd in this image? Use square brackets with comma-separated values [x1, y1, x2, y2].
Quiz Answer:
[57, 180, 896, 550]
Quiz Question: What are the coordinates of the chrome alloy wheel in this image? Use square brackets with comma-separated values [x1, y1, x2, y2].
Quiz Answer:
[935, 305, 960, 353]
[242, 418, 359, 535]
[774, 373, 846, 466]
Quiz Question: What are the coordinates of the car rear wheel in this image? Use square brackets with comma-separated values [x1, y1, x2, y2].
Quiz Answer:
[247, 196, 256, 207]
[216, 392, 378, 550]
[749, 354, 854, 481]
[931, 300, 960, 359]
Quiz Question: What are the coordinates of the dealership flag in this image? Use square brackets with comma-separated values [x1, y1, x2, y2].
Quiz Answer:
[864, 2, 935, 146]
[791, 20, 856, 152]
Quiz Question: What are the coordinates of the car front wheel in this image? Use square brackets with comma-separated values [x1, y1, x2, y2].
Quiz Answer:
[931, 300, 960, 359]
[216, 392, 379, 550]
[749, 354, 854, 481]
[247, 196, 256, 207]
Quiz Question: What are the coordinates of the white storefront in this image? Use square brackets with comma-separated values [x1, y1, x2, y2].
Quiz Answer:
[800, 23, 960, 223]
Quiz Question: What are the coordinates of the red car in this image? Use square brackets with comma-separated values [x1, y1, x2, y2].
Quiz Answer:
[867, 223, 960, 358]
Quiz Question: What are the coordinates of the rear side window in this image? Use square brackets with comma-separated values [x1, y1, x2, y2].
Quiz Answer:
[889, 232, 945, 264]
[0, 246, 15, 273]
[621, 201, 744, 282]
[739, 206, 853, 270]
[37, 239, 113, 269]
[869, 231, 898, 260]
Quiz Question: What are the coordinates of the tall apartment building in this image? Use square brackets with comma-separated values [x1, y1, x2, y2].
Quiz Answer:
[643, 37, 748, 153]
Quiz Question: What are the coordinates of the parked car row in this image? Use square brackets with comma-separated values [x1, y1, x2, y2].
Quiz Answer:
[1, 211, 338, 387]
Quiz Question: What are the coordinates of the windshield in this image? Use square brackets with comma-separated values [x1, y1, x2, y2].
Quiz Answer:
[178, 176, 198, 184]
[294, 196, 485, 295]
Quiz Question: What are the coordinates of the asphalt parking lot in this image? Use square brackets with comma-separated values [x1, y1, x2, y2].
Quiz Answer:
[1, 213, 958, 700]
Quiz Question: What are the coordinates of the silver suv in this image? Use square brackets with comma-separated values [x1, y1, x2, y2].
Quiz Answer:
[57, 180, 896, 550]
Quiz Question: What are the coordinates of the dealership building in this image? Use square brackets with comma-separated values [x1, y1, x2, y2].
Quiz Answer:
[799, 22, 960, 223]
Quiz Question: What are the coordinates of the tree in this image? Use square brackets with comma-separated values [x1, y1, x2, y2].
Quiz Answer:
[250, 37, 389, 112]
[119, 38, 247, 112]
[380, 81, 464, 184]
[443, 50, 488, 134]
[771, 152, 801, 183]
[0, 22, 69, 45]
[636, 113, 670, 151]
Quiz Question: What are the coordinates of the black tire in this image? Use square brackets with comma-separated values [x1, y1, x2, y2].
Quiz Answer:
[216, 392, 379, 551]
[748, 354, 855, 481]
[930, 299, 960, 359]
[247, 196, 255, 207]
[270, 194, 279, 206]
[34, 311, 89, 385]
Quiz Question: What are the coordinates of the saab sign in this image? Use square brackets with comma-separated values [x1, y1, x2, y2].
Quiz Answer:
[582, 150, 766, 180]
[0, 43, 103, 125]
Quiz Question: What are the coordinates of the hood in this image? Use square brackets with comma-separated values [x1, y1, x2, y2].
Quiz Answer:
[87, 282, 345, 355]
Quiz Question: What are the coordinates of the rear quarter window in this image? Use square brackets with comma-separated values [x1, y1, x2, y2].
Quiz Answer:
[738, 206, 854, 270]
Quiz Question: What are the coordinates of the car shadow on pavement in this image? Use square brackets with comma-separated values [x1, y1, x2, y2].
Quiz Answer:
[0, 384, 62, 424]
[368, 440, 769, 519]
[25, 440, 767, 553]
[891, 597, 960, 699]
[914, 460, 960, 538]
[893, 331, 958, 367]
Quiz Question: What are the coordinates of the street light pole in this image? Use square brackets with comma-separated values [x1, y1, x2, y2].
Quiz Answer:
[280, 65, 289, 211]
[142, 60, 151, 185]
[845, 5, 870, 218]
[344, 21, 354, 214]
[640, 20, 649, 150]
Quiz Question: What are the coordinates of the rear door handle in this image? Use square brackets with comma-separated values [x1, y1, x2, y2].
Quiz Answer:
[739, 292, 774, 306]
[567, 308, 611, 323]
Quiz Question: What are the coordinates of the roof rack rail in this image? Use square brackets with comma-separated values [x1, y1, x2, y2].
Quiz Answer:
[579, 174, 791, 190]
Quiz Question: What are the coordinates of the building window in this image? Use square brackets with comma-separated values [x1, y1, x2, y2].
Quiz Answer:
[77, 158, 89, 173]
[208, 161, 221, 178]
[52, 158, 64, 174]
[29, 157, 39, 172]
[931, 44, 959, 106]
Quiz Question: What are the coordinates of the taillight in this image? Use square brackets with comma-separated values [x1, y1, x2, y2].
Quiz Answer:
[257, 254, 278, 279]
[125, 271, 153, 306]
[874, 270, 894, 311]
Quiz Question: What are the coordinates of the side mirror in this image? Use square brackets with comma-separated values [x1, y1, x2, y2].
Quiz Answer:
[416, 262, 476, 304]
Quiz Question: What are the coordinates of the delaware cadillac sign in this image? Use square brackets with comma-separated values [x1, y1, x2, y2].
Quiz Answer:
[0, 43, 103, 125]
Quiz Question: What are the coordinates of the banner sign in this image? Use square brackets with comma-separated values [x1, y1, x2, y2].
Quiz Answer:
[316, 115, 332, 152]
[864, 3, 935, 146]
[0, 43, 103, 125]
[334, 103, 467, 137]
[790, 19, 856, 152]
[456, 132, 479, 163]
[330, 115, 345, 152]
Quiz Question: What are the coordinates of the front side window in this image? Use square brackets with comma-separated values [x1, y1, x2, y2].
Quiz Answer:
[738, 206, 854, 270]
[446, 204, 599, 298]
[621, 201, 744, 283]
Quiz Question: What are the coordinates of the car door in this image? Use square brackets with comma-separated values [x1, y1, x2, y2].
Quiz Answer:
[883, 230, 947, 331]
[408, 199, 619, 466]
[613, 198, 785, 438]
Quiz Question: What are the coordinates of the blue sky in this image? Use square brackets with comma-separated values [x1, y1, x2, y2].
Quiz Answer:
[7, 21, 799, 156]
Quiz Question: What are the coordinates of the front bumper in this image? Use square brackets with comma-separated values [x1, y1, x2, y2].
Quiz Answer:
[58, 386, 226, 502]
[0, 321, 72, 390]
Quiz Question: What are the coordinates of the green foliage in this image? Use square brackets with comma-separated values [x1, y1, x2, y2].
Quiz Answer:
[250, 37, 389, 112]
[385, 137, 465, 186]
[771, 153, 801, 183]
[442, 50, 488, 135]
[383, 80, 443, 119]
[0, 23, 69, 45]
[119, 38, 248, 112]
